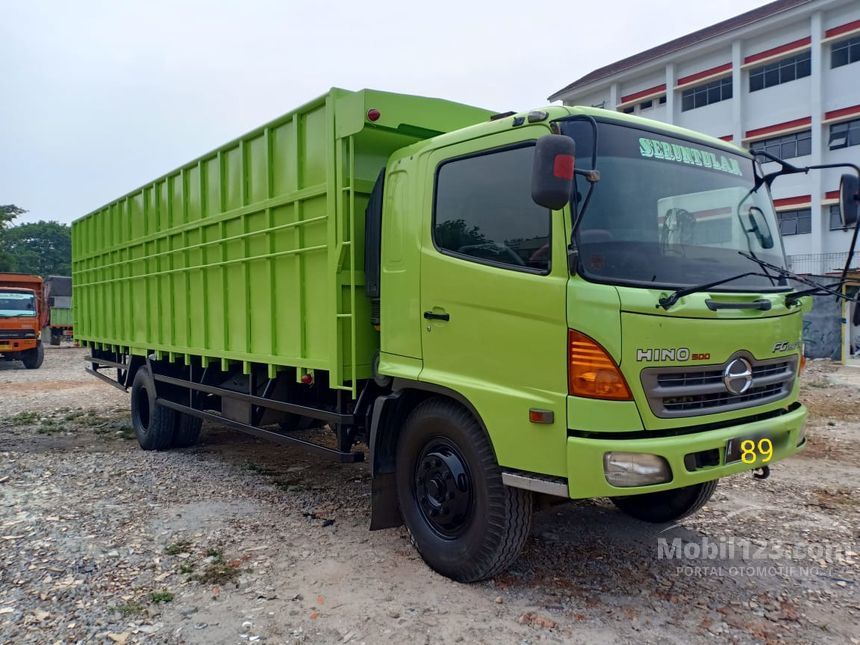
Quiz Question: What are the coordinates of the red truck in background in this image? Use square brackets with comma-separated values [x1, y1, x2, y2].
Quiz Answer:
[0, 273, 46, 369]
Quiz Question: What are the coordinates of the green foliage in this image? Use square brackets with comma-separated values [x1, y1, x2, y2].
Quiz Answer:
[9, 411, 39, 426]
[0, 204, 26, 272]
[149, 590, 174, 603]
[164, 540, 193, 555]
[434, 218, 487, 252]
[113, 601, 145, 616]
[0, 204, 26, 229]
[3, 220, 71, 276]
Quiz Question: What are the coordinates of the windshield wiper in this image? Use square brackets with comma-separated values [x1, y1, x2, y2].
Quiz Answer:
[657, 272, 774, 310]
[738, 251, 853, 306]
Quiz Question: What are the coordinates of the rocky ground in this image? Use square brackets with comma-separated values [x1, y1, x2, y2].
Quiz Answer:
[0, 347, 857, 644]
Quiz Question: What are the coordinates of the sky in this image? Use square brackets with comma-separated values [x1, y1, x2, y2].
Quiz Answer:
[0, 0, 773, 225]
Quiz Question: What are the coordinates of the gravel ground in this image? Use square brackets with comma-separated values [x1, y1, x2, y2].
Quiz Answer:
[0, 347, 858, 644]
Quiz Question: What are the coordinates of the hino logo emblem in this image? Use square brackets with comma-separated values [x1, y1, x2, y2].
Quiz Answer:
[723, 358, 753, 395]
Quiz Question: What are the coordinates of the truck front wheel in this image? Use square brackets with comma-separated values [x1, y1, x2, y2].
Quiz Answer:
[130, 369, 177, 451]
[22, 342, 44, 369]
[395, 398, 533, 582]
[611, 480, 718, 523]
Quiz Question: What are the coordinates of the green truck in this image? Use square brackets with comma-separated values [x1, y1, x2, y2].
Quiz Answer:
[73, 88, 860, 582]
[45, 275, 73, 345]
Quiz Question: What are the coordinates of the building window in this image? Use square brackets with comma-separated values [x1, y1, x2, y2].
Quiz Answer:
[434, 145, 551, 273]
[831, 35, 860, 68]
[622, 106, 634, 114]
[681, 77, 732, 111]
[749, 129, 812, 159]
[829, 117, 860, 150]
[659, 95, 667, 104]
[778, 208, 812, 236]
[829, 204, 848, 231]
[749, 50, 811, 92]
[639, 99, 653, 110]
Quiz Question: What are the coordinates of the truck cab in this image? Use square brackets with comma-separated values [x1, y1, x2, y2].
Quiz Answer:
[0, 273, 46, 369]
[365, 106, 808, 577]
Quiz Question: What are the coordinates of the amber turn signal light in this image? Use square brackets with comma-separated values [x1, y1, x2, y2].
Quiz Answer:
[568, 330, 632, 400]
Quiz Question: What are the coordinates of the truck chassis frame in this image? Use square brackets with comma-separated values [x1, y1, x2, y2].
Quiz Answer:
[86, 347, 371, 463]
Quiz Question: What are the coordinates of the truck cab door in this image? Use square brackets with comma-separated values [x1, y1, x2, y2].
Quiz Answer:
[418, 133, 570, 477]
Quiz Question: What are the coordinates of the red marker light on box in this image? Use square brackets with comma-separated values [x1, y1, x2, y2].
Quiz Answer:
[301, 373, 313, 385]
[367, 108, 380, 122]
[553, 154, 575, 180]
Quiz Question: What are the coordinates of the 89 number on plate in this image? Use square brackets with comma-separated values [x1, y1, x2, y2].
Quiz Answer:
[726, 436, 773, 464]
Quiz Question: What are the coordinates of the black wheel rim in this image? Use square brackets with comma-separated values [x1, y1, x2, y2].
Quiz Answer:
[414, 438, 473, 539]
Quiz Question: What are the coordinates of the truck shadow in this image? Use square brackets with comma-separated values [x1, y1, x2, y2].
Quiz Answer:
[185, 425, 820, 603]
[502, 498, 816, 604]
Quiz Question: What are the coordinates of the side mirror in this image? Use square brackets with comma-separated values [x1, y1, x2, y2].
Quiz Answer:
[532, 135, 575, 210]
[840, 173, 859, 228]
[746, 207, 774, 249]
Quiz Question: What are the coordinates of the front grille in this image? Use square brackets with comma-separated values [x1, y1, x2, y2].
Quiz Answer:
[0, 330, 36, 339]
[641, 355, 797, 418]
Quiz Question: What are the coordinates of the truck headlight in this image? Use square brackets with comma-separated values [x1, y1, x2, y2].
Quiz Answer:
[603, 452, 671, 487]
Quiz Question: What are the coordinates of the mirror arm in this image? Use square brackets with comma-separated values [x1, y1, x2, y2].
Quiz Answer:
[801, 162, 860, 175]
[574, 168, 600, 183]
[752, 150, 803, 186]
[754, 155, 860, 296]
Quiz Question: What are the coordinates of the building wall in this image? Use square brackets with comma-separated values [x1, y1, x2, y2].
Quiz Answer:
[803, 293, 842, 359]
[556, 0, 860, 276]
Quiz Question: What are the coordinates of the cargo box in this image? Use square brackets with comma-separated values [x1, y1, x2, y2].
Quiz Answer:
[72, 88, 490, 394]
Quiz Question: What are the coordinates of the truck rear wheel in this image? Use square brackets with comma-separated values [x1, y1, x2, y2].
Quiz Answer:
[611, 480, 718, 523]
[395, 398, 533, 582]
[172, 413, 202, 448]
[130, 369, 177, 451]
[22, 342, 44, 369]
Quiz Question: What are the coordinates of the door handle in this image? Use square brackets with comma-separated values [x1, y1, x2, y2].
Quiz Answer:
[423, 311, 450, 321]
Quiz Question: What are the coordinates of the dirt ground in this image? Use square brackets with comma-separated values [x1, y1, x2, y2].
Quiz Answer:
[0, 347, 858, 644]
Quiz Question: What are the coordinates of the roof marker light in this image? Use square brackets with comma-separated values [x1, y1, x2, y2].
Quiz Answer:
[367, 108, 381, 122]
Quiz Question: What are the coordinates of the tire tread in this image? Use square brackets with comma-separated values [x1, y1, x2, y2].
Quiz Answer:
[400, 398, 532, 582]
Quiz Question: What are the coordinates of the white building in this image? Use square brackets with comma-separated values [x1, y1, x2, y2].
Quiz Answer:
[549, 0, 860, 276]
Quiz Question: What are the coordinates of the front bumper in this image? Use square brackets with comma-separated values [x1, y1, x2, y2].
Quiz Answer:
[0, 339, 38, 353]
[565, 403, 807, 499]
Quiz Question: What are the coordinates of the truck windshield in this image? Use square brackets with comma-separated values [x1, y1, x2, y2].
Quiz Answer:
[0, 292, 37, 317]
[560, 119, 788, 291]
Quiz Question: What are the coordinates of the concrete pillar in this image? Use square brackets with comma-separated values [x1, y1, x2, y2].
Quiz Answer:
[731, 39, 744, 143]
[665, 63, 676, 124]
[609, 83, 619, 111]
[810, 11, 824, 268]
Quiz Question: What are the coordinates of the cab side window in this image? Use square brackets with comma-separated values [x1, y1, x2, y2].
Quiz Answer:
[434, 145, 551, 273]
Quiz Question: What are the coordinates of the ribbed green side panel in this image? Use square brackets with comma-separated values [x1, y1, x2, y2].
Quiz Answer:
[71, 88, 491, 395]
[50, 307, 73, 327]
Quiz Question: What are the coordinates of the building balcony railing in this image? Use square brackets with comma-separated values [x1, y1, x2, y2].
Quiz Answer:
[787, 252, 860, 276]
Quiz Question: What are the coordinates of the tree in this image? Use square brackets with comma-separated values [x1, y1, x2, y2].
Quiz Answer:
[0, 204, 26, 271]
[4, 221, 72, 276]
[434, 218, 487, 253]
